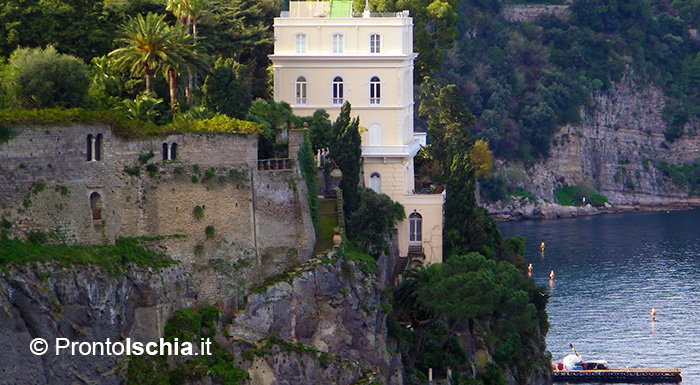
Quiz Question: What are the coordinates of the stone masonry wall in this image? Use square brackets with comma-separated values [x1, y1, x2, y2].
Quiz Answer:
[0, 124, 316, 301]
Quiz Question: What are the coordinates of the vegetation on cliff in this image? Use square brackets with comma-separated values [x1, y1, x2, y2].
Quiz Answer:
[0, 236, 176, 273]
[126, 307, 249, 385]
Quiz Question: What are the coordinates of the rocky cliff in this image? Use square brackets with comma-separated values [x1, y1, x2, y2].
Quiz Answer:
[0, 250, 401, 385]
[0, 263, 194, 384]
[502, 73, 700, 214]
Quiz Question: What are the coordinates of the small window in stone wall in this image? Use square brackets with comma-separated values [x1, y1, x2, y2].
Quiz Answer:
[95, 134, 102, 161]
[86, 134, 103, 161]
[162, 142, 178, 160]
[90, 192, 102, 220]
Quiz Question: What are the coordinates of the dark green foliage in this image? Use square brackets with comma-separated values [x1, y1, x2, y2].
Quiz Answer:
[0, 0, 124, 62]
[445, 0, 700, 159]
[199, 0, 277, 99]
[193, 205, 204, 220]
[393, 253, 548, 382]
[346, 188, 405, 255]
[328, 102, 362, 214]
[127, 307, 249, 385]
[0, 126, 18, 145]
[297, 130, 319, 230]
[27, 231, 48, 245]
[201, 57, 253, 119]
[205, 225, 216, 240]
[1, 217, 11, 229]
[656, 159, 700, 194]
[306, 109, 332, 152]
[0, 237, 175, 272]
[8, 46, 90, 109]
[32, 182, 46, 194]
[138, 150, 155, 165]
[245, 99, 293, 159]
[123, 165, 141, 177]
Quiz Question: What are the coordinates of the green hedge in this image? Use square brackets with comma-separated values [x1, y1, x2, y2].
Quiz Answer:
[0, 108, 261, 140]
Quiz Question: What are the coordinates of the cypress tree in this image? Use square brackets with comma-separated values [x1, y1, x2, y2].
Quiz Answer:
[329, 101, 362, 214]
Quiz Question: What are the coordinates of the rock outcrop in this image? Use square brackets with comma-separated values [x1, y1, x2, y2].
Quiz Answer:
[0, 263, 194, 385]
[512, 74, 700, 210]
[228, 254, 403, 385]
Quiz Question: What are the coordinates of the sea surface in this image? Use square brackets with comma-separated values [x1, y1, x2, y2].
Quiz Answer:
[499, 209, 700, 384]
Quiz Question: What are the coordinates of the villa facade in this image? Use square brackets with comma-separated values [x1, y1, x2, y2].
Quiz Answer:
[270, 0, 444, 265]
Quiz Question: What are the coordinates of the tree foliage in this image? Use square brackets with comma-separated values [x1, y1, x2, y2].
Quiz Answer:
[201, 57, 252, 119]
[7, 46, 90, 109]
[393, 251, 549, 382]
[328, 102, 362, 214]
[346, 188, 405, 255]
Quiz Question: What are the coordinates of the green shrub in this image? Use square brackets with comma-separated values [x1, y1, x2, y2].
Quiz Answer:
[27, 231, 48, 244]
[138, 150, 155, 165]
[0, 108, 261, 140]
[554, 184, 608, 207]
[123, 165, 141, 177]
[205, 225, 216, 240]
[193, 205, 204, 220]
[8, 46, 90, 109]
[32, 182, 46, 194]
[191, 175, 199, 183]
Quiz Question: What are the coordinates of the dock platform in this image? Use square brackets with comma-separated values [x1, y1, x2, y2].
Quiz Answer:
[553, 368, 682, 383]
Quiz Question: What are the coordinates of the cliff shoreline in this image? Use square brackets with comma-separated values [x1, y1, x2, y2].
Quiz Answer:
[486, 197, 700, 222]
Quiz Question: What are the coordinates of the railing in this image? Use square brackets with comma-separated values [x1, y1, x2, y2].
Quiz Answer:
[257, 158, 293, 171]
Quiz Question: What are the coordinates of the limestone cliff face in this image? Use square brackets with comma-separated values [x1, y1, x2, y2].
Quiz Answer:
[228, 254, 403, 385]
[524, 74, 700, 207]
[0, 254, 401, 385]
[0, 264, 194, 385]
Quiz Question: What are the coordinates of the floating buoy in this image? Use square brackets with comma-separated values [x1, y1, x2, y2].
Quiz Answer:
[528, 263, 533, 272]
[550, 270, 555, 279]
[651, 308, 657, 321]
[540, 242, 546, 251]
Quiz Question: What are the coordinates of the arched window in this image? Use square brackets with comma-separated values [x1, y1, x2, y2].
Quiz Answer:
[332, 33, 344, 54]
[87, 134, 103, 161]
[369, 172, 381, 194]
[90, 192, 102, 221]
[370, 76, 381, 105]
[295, 33, 307, 54]
[95, 134, 102, 161]
[332, 76, 344, 105]
[369, 124, 381, 145]
[295, 76, 307, 105]
[86, 134, 93, 161]
[370, 34, 381, 53]
[409, 212, 422, 245]
[162, 143, 179, 160]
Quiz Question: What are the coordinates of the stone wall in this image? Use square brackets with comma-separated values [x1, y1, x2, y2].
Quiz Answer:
[0, 124, 316, 299]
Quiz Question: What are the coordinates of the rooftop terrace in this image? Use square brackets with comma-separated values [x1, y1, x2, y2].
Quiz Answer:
[283, 1, 409, 18]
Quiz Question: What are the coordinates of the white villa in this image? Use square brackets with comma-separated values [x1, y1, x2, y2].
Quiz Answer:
[270, 0, 444, 265]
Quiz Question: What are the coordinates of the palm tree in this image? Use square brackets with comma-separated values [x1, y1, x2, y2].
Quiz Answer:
[109, 13, 175, 94]
[166, 0, 207, 106]
[160, 26, 209, 112]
